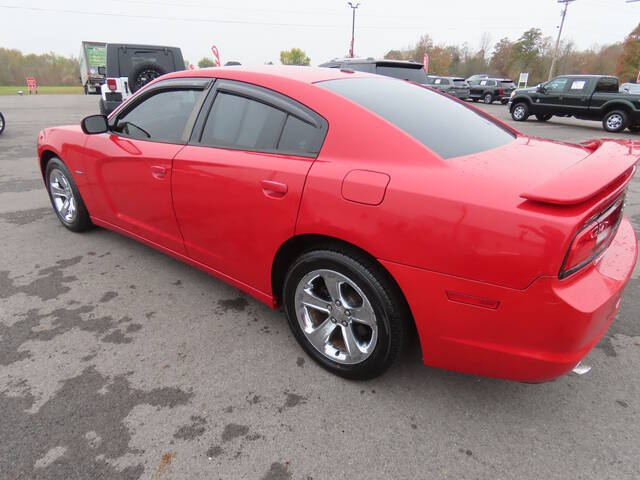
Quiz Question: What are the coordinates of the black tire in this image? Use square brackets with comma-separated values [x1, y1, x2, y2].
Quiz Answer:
[483, 93, 493, 104]
[0, 112, 4, 135]
[84, 84, 88, 95]
[128, 62, 167, 93]
[98, 98, 107, 115]
[44, 157, 93, 232]
[500, 99, 509, 105]
[283, 249, 409, 380]
[535, 114, 553, 122]
[511, 102, 530, 122]
[602, 110, 627, 133]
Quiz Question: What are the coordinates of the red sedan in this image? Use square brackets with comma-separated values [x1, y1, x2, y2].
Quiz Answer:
[37, 67, 638, 382]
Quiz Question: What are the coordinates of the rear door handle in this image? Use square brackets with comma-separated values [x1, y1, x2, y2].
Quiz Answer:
[261, 180, 288, 198]
[151, 165, 168, 179]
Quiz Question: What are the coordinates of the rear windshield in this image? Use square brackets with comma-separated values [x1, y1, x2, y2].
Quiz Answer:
[319, 77, 515, 159]
[117, 49, 176, 76]
[375, 64, 428, 84]
[453, 79, 467, 86]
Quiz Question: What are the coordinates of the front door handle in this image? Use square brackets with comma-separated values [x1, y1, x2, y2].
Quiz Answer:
[261, 180, 288, 198]
[151, 165, 168, 179]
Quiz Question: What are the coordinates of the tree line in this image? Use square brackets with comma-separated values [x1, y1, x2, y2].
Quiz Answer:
[385, 24, 639, 85]
[0, 24, 638, 85]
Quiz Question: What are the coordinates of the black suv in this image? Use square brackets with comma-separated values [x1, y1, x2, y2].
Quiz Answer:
[426, 76, 470, 99]
[99, 43, 185, 115]
[319, 58, 428, 84]
[468, 78, 515, 104]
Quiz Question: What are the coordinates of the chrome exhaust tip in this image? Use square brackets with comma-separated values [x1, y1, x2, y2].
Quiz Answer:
[572, 362, 592, 375]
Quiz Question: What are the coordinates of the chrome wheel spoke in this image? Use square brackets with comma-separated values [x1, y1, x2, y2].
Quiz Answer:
[350, 303, 376, 327]
[300, 288, 330, 314]
[320, 270, 344, 304]
[307, 318, 336, 348]
[342, 325, 364, 361]
[48, 168, 77, 224]
[50, 184, 67, 198]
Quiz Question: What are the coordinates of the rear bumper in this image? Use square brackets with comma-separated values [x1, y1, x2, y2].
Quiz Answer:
[381, 216, 638, 382]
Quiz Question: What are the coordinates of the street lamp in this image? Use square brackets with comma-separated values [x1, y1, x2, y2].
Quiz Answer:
[348, 2, 360, 58]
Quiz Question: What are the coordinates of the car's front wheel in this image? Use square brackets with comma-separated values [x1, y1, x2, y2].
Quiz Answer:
[511, 102, 530, 121]
[283, 249, 408, 380]
[603, 110, 627, 133]
[45, 157, 93, 232]
[483, 93, 493, 104]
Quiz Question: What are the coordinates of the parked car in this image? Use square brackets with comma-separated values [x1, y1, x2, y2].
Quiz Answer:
[37, 67, 638, 382]
[466, 74, 489, 82]
[319, 57, 428, 84]
[99, 43, 185, 115]
[79, 41, 106, 95]
[426, 76, 470, 99]
[468, 77, 515, 104]
[620, 82, 640, 95]
[509, 75, 640, 132]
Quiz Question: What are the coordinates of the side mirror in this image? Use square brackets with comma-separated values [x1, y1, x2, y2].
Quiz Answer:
[81, 114, 109, 134]
[98, 66, 106, 75]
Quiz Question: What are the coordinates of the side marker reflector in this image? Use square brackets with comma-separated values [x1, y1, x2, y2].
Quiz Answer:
[445, 291, 500, 310]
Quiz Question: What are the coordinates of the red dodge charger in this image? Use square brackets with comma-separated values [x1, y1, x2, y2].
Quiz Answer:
[37, 67, 638, 381]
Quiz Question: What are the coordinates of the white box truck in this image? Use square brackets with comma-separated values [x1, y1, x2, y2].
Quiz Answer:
[79, 41, 107, 94]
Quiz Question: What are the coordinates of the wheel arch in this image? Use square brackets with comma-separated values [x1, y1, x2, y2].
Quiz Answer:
[39, 149, 59, 180]
[271, 233, 414, 324]
[602, 101, 633, 115]
[509, 96, 531, 112]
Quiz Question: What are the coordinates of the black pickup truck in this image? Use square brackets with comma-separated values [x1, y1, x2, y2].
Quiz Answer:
[468, 78, 515, 104]
[509, 75, 640, 133]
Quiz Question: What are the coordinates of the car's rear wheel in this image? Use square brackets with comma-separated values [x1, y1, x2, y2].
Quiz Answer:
[483, 93, 493, 104]
[511, 102, 530, 121]
[45, 157, 93, 232]
[535, 114, 553, 122]
[603, 110, 627, 133]
[283, 249, 408, 380]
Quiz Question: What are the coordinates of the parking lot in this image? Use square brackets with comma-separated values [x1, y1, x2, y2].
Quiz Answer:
[1, 94, 639, 480]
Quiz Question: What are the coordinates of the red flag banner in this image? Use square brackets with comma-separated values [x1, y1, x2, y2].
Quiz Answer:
[423, 52, 429, 75]
[211, 45, 221, 67]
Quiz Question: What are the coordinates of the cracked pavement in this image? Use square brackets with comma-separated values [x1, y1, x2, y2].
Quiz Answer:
[0, 95, 638, 480]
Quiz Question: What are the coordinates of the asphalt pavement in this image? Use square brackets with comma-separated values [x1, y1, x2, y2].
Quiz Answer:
[0, 94, 639, 480]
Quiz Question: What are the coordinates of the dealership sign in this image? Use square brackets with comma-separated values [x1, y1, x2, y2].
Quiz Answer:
[211, 45, 221, 67]
[423, 52, 429, 74]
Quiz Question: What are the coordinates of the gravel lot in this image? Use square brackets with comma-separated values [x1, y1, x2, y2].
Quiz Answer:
[1, 94, 639, 480]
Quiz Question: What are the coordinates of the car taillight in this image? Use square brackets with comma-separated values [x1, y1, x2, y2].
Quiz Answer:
[498, 87, 504, 96]
[559, 196, 625, 278]
[107, 78, 117, 91]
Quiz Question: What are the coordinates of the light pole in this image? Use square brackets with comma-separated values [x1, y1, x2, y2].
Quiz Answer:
[548, 0, 575, 81]
[348, 2, 360, 58]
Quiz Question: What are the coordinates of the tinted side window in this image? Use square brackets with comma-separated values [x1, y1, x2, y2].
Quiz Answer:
[201, 93, 286, 150]
[594, 77, 618, 93]
[278, 115, 323, 155]
[118, 49, 176, 75]
[320, 77, 515, 159]
[116, 89, 201, 142]
[545, 77, 569, 92]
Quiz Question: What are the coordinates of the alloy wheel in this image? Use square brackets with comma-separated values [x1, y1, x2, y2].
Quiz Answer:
[294, 269, 378, 365]
[606, 114, 623, 131]
[513, 105, 526, 120]
[48, 168, 77, 223]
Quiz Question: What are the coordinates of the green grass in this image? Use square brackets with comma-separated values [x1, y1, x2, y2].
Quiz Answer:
[0, 85, 83, 95]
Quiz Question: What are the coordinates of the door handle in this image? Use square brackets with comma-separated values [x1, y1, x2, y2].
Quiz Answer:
[151, 165, 168, 179]
[261, 180, 288, 198]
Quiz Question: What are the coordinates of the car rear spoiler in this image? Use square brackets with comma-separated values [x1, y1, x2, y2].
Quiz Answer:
[520, 139, 639, 206]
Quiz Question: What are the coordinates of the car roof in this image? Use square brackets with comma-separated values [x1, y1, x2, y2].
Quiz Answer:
[161, 65, 375, 84]
[107, 43, 181, 50]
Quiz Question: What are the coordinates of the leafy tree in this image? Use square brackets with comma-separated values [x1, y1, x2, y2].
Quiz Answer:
[198, 57, 216, 68]
[617, 23, 640, 82]
[280, 48, 310, 66]
[490, 38, 513, 77]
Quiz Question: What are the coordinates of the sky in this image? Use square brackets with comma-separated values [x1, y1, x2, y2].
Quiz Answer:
[0, 0, 638, 66]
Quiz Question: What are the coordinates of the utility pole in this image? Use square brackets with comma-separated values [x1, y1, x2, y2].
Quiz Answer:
[348, 2, 360, 58]
[548, 0, 575, 81]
